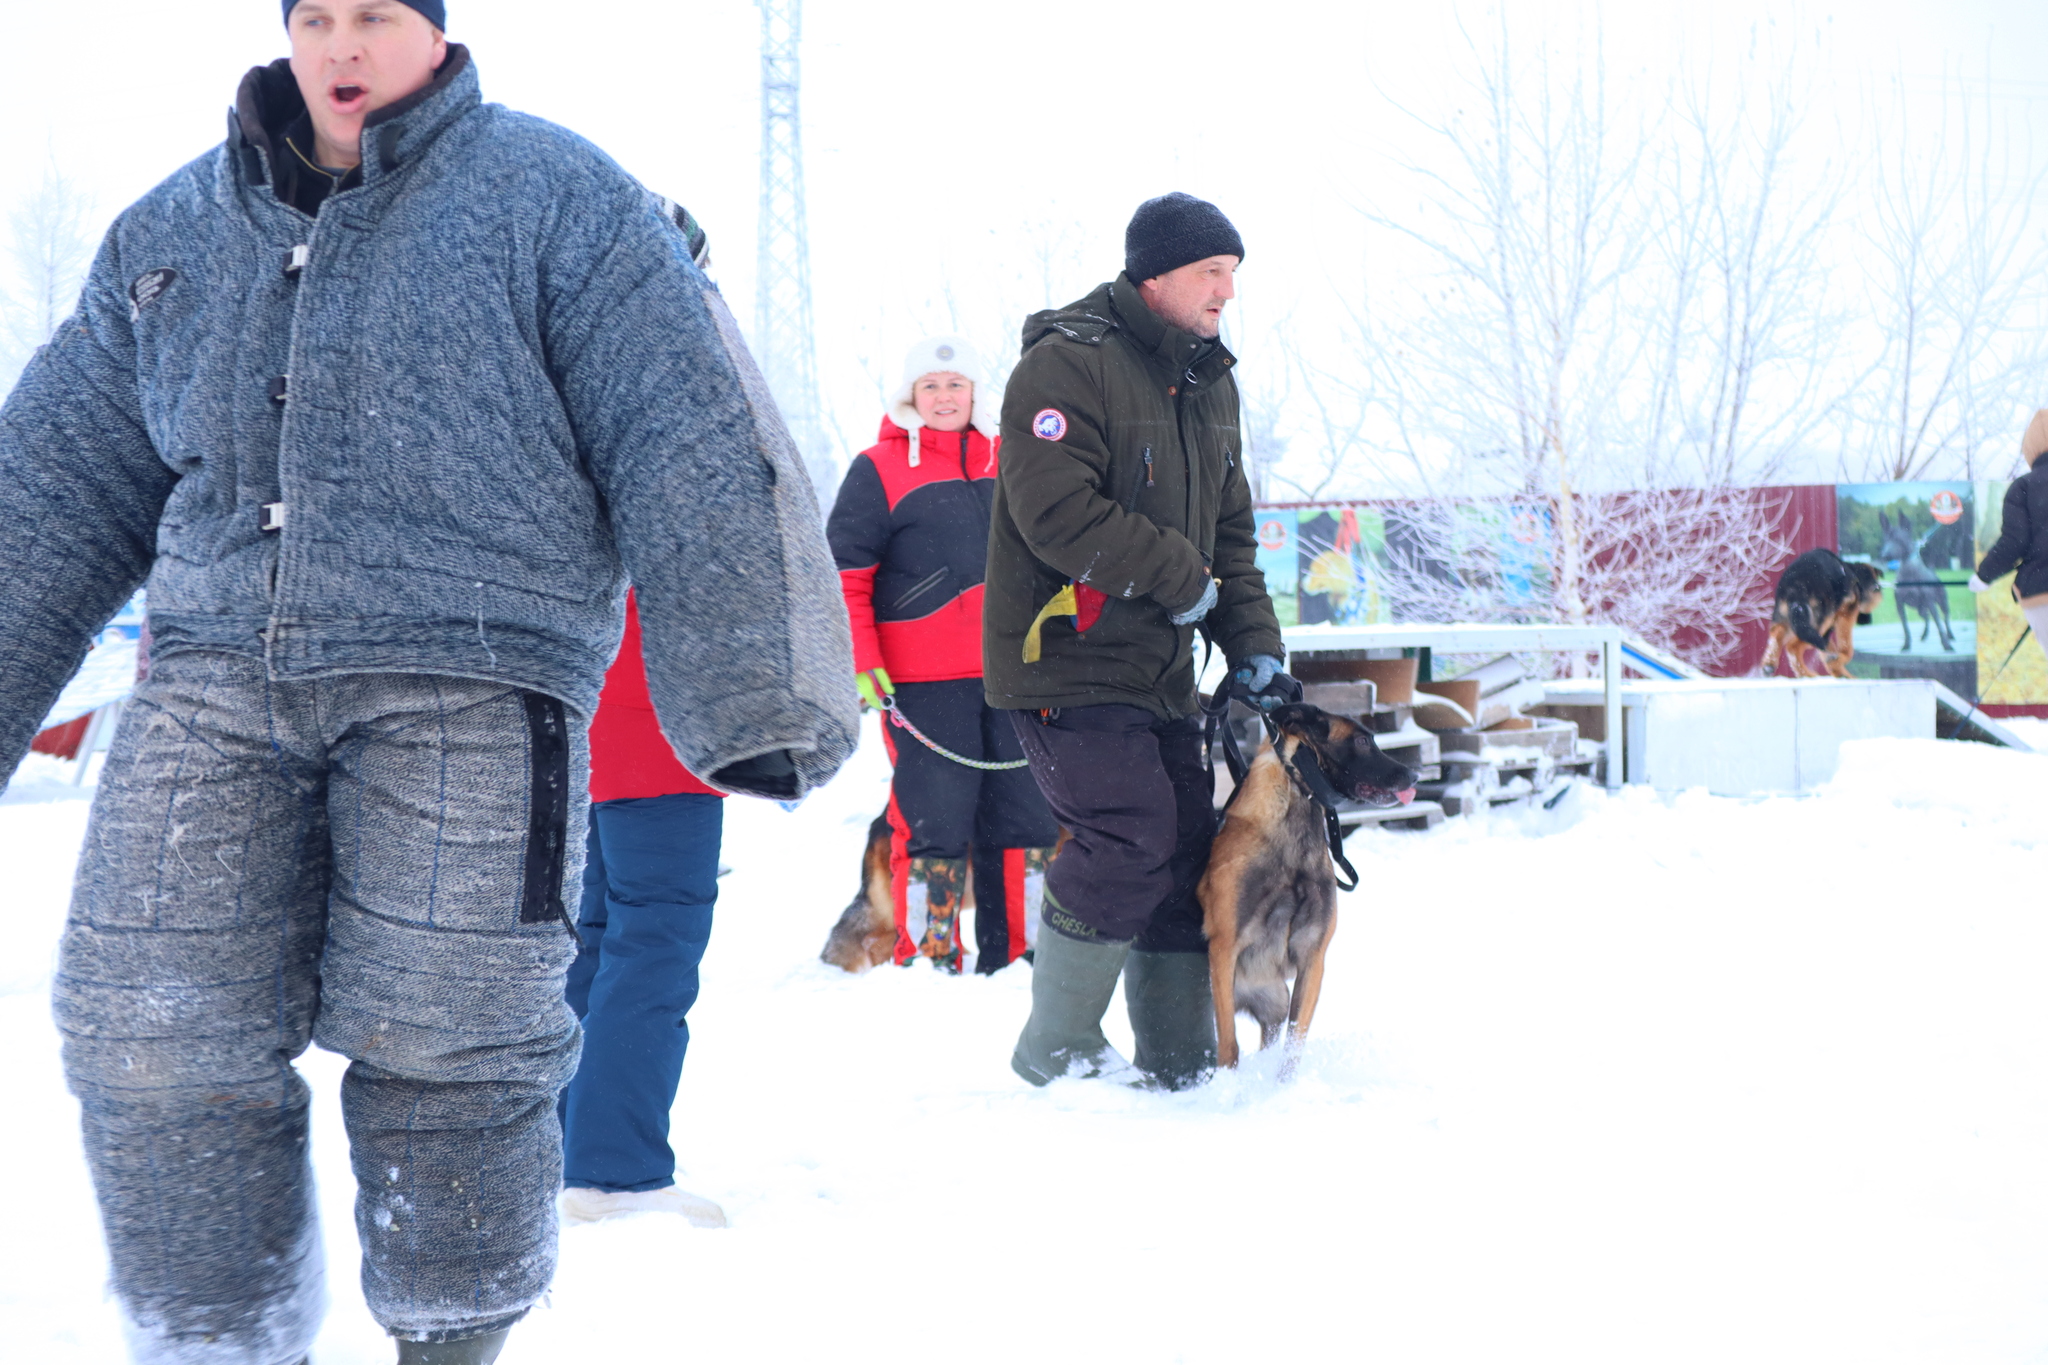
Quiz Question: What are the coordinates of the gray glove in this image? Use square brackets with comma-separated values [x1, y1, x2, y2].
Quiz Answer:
[1235, 653, 1299, 711]
[1237, 653, 1283, 694]
[1168, 577, 1218, 626]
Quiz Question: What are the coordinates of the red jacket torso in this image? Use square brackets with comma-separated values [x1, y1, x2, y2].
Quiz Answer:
[588, 589, 723, 803]
[826, 418, 1000, 683]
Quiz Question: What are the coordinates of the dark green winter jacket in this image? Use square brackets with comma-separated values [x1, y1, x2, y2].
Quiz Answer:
[983, 275, 1282, 718]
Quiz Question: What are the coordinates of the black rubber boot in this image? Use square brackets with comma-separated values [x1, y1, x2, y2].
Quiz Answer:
[1124, 949, 1217, 1089]
[1011, 928, 1139, 1086]
[396, 1327, 512, 1364]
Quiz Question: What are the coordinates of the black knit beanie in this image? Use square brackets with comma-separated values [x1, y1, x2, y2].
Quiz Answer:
[1124, 192, 1245, 282]
[284, 0, 446, 30]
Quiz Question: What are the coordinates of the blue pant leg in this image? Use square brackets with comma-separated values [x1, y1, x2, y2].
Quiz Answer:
[556, 821, 609, 1136]
[563, 818, 609, 1022]
[559, 792, 722, 1193]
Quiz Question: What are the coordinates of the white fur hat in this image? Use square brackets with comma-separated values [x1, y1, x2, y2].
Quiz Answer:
[888, 334, 1001, 439]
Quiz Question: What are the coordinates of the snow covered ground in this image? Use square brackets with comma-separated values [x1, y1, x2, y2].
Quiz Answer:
[5, 723, 2048, 1364]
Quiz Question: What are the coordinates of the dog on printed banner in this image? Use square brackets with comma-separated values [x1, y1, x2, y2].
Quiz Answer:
[1760, 549, 1884, 678]
[1197, 703, 1416, 1068]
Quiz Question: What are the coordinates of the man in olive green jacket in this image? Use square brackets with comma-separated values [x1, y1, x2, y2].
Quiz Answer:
[987, 193, 1289, 1090]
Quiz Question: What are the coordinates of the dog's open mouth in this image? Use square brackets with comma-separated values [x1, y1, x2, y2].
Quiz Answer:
[1354, 784, 1417, 808]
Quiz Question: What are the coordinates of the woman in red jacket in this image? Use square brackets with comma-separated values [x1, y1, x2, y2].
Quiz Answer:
[557, 589, 727, 1226]
[827, 336, 1057, 974]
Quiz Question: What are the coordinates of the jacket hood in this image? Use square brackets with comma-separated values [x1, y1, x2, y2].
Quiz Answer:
[885, 333, 1001, 438]
[1019, 274, 1234, 383]
[230, 43, 476, 194]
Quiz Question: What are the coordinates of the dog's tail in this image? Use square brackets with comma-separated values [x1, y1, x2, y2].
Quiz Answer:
[1788, 599, 1828, 651]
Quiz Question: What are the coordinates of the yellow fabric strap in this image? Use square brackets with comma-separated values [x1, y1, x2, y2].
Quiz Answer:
[1022, 583, 1079, 663]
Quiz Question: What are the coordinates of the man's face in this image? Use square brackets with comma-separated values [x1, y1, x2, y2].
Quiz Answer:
[288, 1, 446, 168]
[912, 372, 974, 433]
[1137, 255, 1239, 340]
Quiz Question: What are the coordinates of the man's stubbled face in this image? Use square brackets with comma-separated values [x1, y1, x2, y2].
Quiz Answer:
[288, 0, 446, 169]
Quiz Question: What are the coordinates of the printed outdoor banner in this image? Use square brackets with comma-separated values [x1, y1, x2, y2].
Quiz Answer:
[1297, 506, 1387, 625]
[1255, 487, 2044, 705]
[1274, 501, 1548, 627]
[1836, 482, 1977, 696]
[1254, 508, 1298, 627]
[1976, 479, 2048, 706]
[1463, 500, 1552, 612]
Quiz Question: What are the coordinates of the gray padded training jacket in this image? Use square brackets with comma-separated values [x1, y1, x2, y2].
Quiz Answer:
[0, 48, 858, 798]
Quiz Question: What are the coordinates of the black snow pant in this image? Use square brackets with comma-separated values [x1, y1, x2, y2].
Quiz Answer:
[884, 678, 1059, 970]
[1009, 704, 1214, 954]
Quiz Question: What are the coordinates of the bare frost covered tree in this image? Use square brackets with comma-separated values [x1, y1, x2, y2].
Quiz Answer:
[1637, 35, 1843, 488]
[1, 165, 96, 395]
[1348, 19, 1808, 667]
[1841, 73, 2048, 481]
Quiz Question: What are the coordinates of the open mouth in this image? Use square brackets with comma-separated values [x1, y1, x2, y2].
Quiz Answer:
[331, 82, 368, 109]
[1354, 784, 1417, 807]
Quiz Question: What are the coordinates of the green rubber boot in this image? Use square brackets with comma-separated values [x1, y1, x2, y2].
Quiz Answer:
[396, 1327, 511, 1364]
[1124, 949, 1218, 1090]
[1011, 927, 1139, 1086]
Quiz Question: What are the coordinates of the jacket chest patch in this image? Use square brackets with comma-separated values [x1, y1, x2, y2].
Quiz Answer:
[128, 268, 179, 321]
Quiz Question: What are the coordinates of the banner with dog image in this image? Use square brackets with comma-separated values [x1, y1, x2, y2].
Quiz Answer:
[1975, 479, 2048, 705]
[1835, 482, 1977, 695]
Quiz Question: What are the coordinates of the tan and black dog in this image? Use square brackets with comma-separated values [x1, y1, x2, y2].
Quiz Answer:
[819, 814, 898, 972]
[818, 818, 1070, 972]
[1198, 703, 1417, 1067]
[1760, 549, 1885, 678]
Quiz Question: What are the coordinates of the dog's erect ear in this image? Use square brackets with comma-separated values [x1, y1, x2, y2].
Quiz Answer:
[1267, 702, 1330, 743]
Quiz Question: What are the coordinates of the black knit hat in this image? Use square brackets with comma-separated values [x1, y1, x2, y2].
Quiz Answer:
[1125, 193, 1245, 282]
[284, 0, 446, 30]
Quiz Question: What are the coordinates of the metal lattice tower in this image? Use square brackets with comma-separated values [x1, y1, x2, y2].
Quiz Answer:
[755, 0, 833, 502]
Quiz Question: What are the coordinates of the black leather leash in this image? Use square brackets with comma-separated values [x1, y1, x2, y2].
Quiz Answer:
[1200, 678, 1360, 893]
[1943, 623, 2035, 740]
[1285, 746, 1362, 893]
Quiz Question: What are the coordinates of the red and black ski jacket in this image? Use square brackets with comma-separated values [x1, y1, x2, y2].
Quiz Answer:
[828, 417, 1000, 683]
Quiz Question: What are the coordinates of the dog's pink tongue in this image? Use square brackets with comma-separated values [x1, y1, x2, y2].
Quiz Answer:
[1396, 788, 1416, 805]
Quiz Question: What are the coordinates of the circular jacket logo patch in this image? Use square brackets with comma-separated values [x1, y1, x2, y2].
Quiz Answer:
[1032, 408, 1068, 441]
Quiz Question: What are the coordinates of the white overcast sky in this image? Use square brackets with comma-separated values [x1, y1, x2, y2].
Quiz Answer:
[4, 0, 2046, 482]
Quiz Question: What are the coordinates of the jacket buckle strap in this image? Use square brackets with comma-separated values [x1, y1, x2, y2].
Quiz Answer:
[283, 245, 310, 278]
[259, 503, 287, 533]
